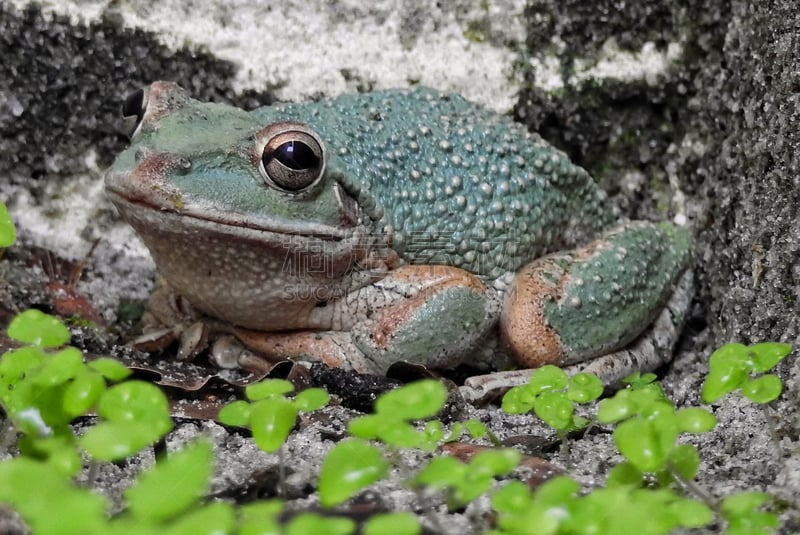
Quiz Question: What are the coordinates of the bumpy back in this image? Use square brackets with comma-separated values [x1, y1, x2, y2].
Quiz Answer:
[253, 88, 614, 279]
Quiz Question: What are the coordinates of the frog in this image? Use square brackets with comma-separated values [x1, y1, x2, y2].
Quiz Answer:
[105, 81, 693, 398]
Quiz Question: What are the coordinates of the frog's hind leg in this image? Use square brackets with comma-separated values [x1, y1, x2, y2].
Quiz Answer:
[462, 268, 693, 403]
[500, 221, 693, 374]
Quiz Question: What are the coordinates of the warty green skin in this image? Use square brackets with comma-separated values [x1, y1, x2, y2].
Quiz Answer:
[106, 83, 692, 374]
[249, 88, 616, 279]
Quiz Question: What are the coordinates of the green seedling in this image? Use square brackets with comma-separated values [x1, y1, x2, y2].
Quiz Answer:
[317, 380, 447, 509]
[318, 437, 390, 508]
[0, 457, 108, 535]
[413, 447, 521, 509]
[501, 365, 603, 457]
[347, 379, 449, 450]
[0, 201, 15, 248]
[597, 373, 715, 485]
[701, 342, 791, 404]
[720, 492, 779, 535]
[2, 310, 170, 463]
[320, 379, 491, 524]
[490, 476, 712, 535]
[218, 378, 329, 453]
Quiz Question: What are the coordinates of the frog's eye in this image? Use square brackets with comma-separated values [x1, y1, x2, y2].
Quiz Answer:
[122, 88, 148, 136]
[260, 127, 325, 193]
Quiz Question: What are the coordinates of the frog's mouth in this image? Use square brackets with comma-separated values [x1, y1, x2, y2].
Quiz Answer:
[107, 185, 380, 279]
[106, 186, 353, 242]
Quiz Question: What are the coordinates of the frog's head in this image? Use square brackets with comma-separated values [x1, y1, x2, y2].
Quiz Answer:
[105, 82, 387, 330]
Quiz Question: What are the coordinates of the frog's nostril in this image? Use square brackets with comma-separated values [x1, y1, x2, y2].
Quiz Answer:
[260, 126, 325, 193]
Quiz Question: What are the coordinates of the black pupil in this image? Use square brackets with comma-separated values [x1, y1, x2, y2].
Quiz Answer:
[274, 140, 318, 170]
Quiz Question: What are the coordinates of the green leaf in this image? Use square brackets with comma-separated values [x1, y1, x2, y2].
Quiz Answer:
[701, 363, 748, 403]
[532, 475, 580, 506]
[20, 435, 82, 477]
[669, 443, 700, 480]
[0, 457, 108, 535]
[471, 449, 521, 476]
[249, 397, 298, 453]
[742, 374, 783, 403]
[501, 384, 536, 414]
[721, 492, 770, 517]
[668, 498, 713, 527]
[17, 383, 72, 430]
[708, 343, 749, 368]
[374, 380, 447, 420]
[217, 400, 252, 427]
[423, 420, 445, 444]
[285, 513, 355, 535]
[605, 461, 643, 487]
[363, 512, 420, 535]
[533, 390, 574, 430]
[623, 372, 658, 389]
[163, 502, 235, 535]
[491, 481, 533, 514]
[245, 379, 295, 400]
[88, 357, 132, 381]
[97, 380, 172, 425]
[597, 395, 635, 423]
[748, 342, 791, 372]
[237, 501, 283, 535]
[33, 347, 84, 386]
[81, 381, 172, 460]
[451, 472, 493, 506]
[81, 421, 170, 461]
[527, 365, 568, 394]
[376, 422, 426, 449]
[465, 419, 487, 439]
[0, 345, 45, 385]
[443, 421, 464, 442]
[347, 414, 384, 440]
[0, 202, 16, 247]
[318, 439, 389, 508]
[293, 388, 330, 412]
[675, 407, 716, 433]
[63, 369, 106, 417]
[614, 416, 677, 473]
[414, 456, 465, 487]
[567, 372, 603, 403]
[8, 309, 71, 347]
[125, 441, 214, 523]
[720, 492, 779, 533]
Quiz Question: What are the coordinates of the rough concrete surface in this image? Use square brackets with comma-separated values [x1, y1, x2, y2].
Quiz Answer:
[1, 0, 799, 533]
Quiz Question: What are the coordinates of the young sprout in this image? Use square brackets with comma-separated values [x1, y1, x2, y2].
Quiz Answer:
[218, 378, 329, 453]
[501, 365, 603, 458]
[701, 342, 791, 404]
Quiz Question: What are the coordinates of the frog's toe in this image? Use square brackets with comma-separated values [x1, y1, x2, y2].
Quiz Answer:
[227, 328, 381, 373]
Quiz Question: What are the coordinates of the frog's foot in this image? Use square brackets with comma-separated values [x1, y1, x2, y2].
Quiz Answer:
[462, 268, 693, 403]
[500, 221, 693, 370]
[131, 280, 212, 360]
[208, 265, 501, 375]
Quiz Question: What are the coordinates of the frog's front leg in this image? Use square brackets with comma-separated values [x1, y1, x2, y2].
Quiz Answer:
[500, 221, 693, 372]
[225, 265, 501, 374]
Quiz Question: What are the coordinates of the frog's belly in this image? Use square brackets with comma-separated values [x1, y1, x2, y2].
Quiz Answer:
[115, 204, 382, 330]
